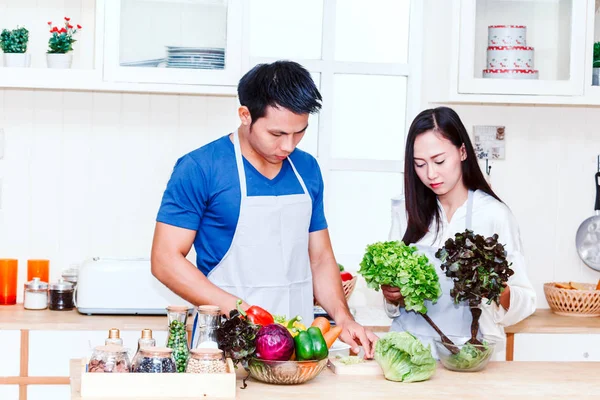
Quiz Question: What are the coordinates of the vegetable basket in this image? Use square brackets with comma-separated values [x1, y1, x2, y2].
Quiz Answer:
[314, 276, 357, 307]
[543, 282, 600, 317]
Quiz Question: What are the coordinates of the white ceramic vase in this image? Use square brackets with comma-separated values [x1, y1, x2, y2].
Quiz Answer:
[46, 53, 73, 69]
[3, 53, 31, 68]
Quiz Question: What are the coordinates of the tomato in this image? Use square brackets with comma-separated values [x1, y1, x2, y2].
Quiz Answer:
[340, 271, 353, 282]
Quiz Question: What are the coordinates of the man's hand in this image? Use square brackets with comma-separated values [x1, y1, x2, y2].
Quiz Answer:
[381, 284, 405, 307]
[336, 318, 379, 359]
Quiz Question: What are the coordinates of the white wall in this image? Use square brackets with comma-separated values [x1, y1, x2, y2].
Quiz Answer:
[0, 90, 239, 302]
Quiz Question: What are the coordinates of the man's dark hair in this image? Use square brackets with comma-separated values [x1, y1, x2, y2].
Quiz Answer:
[237, 60, 322, 123]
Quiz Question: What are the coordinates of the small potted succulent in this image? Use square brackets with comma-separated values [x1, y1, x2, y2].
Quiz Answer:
[46, 17, 82, 69]
[593, 42, 600, 86]
[0, 26, 30, 68]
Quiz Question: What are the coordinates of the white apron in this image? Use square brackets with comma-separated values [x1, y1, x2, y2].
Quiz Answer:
[391, 190, 475, 359]
[191, 130, 314, 348]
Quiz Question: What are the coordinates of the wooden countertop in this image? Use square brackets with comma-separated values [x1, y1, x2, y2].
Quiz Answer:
[0, 304, 391, 332]
[505, 308, 600, 334]
[69, 359, 600, 400]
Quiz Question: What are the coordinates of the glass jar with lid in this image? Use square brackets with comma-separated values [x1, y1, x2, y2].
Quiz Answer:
[48, 279, 74, 311]
[105, 328, 123, 346]
[131, 328, 156, 365]
[132, 347, 177, 373]
[23, 277, 48, 310]
[186, 348, 227, 374]
[166, 305, 190, 372]
[194, 305, 221, 349]
[88, 345, 131, 373]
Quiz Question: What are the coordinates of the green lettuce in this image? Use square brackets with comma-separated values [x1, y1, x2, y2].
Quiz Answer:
[444, 342, 493, 371]
[358, 241, 442, 314]
[374, 332, 436, 382]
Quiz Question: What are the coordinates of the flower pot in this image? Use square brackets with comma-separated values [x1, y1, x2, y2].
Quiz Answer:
[593, 68, 600, 86]
[46, 53, 73, 69]
[3, 53, 31, 68]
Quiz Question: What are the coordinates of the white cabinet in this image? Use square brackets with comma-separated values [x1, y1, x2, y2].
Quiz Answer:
[28, 385, 71, 400]
[29, 330, 168, 376]
[0, 385, 19, 400]
[0, 330, 21, 376]
[453, 0, 587, 97]
[514, 333, 600, 361]
[102, 0, 243, 88]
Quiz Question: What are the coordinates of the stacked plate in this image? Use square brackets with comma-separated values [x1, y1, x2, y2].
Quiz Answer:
[166, 46, 225, 70]
[120, 58, 166, 67]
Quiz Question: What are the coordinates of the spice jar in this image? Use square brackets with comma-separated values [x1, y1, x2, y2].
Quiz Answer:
[194, 305, 221, 349]
[166, 305, 190, 373]
[24, 277, 48, 310]
[48, 279, 74, 311]
[60, 264, 79, 305]
[133, 347, 177, 373]
[88, 345, 131, 373]
[186, 348, 227, 374]
[105, 328, 123, 346]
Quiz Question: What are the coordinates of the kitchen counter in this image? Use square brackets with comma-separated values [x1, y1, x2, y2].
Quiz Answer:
[0, 304, 392, 332]
[69, 359, 600, 400]
[505, 308, 600, 333]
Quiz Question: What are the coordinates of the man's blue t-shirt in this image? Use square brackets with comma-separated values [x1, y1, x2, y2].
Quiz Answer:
[156, 134, 328, 276]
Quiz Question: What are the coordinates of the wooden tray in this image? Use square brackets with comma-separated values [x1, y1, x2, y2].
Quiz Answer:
[80, 358, 236, 398]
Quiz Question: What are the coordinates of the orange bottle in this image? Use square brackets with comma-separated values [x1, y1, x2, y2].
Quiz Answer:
[27, 259, 49, 283]
[0, 259, 18, 305]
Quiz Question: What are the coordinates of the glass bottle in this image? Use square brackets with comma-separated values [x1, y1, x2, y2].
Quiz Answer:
[388, 195, 407, 241]
[105, 328, 123, 346]
[131, 328, 156, 368]
[23, 277, 49, 310]
[165, 305, 190, 373]
[194, 305, 221, 349]
[186, 348, 227, 374]
[48, 279, 74, 311]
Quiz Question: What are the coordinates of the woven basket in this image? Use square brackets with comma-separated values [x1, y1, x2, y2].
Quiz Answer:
[543, 282, 600, 317]
[314, 276, 357, 307]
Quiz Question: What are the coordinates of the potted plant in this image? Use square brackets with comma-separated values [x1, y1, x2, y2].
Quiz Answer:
[0, 26, 30, 67]
[46, 17, 82, 69]
[593, 42, 600, 86]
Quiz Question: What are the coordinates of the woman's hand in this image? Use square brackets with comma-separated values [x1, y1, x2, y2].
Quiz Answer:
[381, 285, 405, 307]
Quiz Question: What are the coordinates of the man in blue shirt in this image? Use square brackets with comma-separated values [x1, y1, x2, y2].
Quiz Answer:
[151, 61, 377, 358]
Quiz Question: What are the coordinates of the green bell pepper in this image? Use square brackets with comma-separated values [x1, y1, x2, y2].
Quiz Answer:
[294, 326, 329, 361]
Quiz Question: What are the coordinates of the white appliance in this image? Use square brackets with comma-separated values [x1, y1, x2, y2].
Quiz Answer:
[76, 257, 193, 315]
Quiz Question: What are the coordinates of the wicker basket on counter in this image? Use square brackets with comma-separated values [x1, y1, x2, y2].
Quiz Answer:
[314, 276, 357, 308]
[543, 282, 600, 317]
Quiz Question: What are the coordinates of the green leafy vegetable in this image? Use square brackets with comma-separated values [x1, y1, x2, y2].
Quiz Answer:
[272, 314, 287, 325]
[358, 241, 442, 314]
[336, 355, 366, 365]
[444, 342, 493, 371]
[374, 332, 436, 382]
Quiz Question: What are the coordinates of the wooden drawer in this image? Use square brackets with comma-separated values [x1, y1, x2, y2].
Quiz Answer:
[0, 330, 21, 376]
[514, 333, 600, 361]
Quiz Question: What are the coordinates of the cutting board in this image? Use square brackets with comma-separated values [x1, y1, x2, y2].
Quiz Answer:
[327, 357, 383, 376]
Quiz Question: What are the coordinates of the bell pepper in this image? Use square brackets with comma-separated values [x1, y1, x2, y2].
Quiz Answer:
[286, 316, 307, 337]
[294, 326, 329, 361]
[236, 299, 274, 326]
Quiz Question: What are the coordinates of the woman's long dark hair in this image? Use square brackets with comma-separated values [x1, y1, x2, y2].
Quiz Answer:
[402, 107, 502, 244]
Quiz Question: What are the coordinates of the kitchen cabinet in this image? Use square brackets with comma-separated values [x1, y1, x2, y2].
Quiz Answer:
[513, 333, 600, 361]
[0, 386, 19, 400]
[0, 330, 20, 377]
[452, 0, 587, 98]
[28, 384, 71, 400]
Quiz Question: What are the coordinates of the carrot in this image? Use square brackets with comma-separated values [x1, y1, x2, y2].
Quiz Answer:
[311, 317, 331, 335]
[323, 326, 342, 349]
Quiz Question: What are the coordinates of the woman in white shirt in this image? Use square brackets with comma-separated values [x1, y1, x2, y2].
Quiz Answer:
[383, 106, 536, 360]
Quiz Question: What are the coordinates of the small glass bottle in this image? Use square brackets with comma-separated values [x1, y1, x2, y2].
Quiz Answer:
[194, 305, 221, 349]
[133, 347, 177, 373]
[105, 328, 123, 346]
[48, 279, 74, 311]
[24, 277, 49, 310]
[131, 328, 156, 367]
[165, 305, 190, 373]
[88, 345, 131, 373]
[186, 348, 227, 374]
